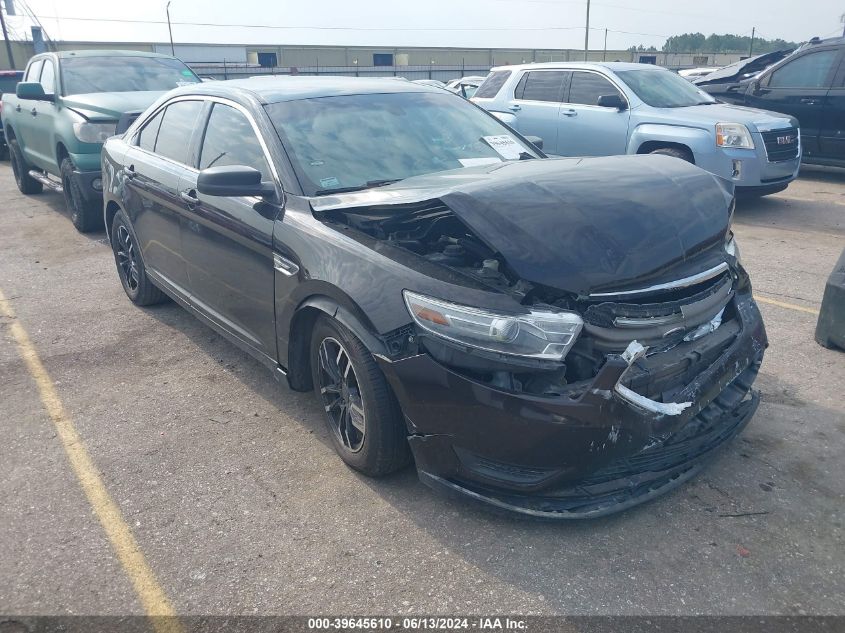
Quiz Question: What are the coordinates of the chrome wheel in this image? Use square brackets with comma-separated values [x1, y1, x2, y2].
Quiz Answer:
[116, 225, 140, 292]
[317, 336, 366, 452]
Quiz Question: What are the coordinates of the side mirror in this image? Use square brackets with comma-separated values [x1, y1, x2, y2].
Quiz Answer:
[16, 82, 54, 102]
[524, 135, 543, 151]
[597, 94, 627, 110]
[197, 165, 276, 198]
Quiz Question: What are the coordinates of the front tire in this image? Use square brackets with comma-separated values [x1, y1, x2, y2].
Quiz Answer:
[9, 138, 43, 194]
[310, 315, 411, 476]
[61, 158, 103, 232]
[649, 146, 694, 163]
[110, 209, 167, 306]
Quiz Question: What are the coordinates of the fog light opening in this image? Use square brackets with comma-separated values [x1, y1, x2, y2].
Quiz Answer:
[731, 160, 742, 180]
[92, 178, 103, 191]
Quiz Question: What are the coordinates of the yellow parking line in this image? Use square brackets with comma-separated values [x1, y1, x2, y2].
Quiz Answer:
[0, 287, 182, 633]
[754, 294, 820, 316]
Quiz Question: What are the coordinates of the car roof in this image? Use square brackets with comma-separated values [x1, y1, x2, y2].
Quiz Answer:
[166, 75, 450, 104]
[51, 49, 180, 60]
[490, 61, 666, 73]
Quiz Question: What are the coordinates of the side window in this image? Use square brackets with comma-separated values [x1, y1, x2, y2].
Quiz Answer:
[153, 100, 204, 165]
[199, 103, 271, 178]
[39, 61, 56, 95]
[474, 71, 512, 99]
[768, 50, 839, 89]
[568, 72, 621, 106]
[137, 109, 165, 152]
[25, 60, 43, 83]
[519, 71, 566, 102]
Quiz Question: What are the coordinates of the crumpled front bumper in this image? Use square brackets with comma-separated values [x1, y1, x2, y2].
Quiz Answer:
[376, 290, 768, 519]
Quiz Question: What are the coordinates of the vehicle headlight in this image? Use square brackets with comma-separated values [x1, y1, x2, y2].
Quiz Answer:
[403, 290, 583, 361]
[716, 123, 754, 149]
[725, 231, 742, 265]
[72, 121, 117, 144]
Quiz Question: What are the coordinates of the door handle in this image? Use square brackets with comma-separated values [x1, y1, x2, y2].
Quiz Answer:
[125, 165, 137, 180]
[508, 104, 521, 111]
[180, 190, 199, 206]
[799, 98, 820, 105]
[30, 108, 37, 116]
[14, 104, 21, 113]
[561, 109, 577, 117]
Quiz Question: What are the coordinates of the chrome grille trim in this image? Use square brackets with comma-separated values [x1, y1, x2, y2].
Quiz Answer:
[589, 262, 730, 299]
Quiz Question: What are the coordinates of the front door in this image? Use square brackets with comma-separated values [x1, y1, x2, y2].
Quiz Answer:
[180, 101, 280, 359]
[25, 59, 58, 171]
[747, 48, 842, 157]
[557, 70, 630, 157]
[506, 70, 569, 155]
[16, 59, 43, 165]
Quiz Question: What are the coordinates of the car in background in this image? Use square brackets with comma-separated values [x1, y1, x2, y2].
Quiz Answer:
[473, 61, 800, 196]
[101, 76, 766, 519]
[411, 79, 446, 88]
[0, 70, 25, 160]
[694, 49, 794, 93]
[445, 75, 487, 98]
[1, 50, 200, 231]
[678, 67, 719, 81]
[697, 37, 844, 167]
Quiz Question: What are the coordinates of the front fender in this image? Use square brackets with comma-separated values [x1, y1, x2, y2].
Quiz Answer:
[628, 123, 713, 156]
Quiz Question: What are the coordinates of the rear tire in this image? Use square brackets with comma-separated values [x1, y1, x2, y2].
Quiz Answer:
[310, 314, 411, 476]
[110, 209, 167, 306]
[649, 147, 694, 163]
[61, 157, 103, 232]
[9, 138, 43, 194]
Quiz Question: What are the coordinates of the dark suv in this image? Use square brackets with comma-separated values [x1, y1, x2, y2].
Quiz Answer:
[697, 37, 845, 167]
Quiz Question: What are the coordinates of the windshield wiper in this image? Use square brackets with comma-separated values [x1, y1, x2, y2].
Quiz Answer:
[313, 179, 403, 196]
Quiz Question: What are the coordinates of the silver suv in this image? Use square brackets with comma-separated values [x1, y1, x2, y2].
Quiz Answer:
[473, 62, 801, 196]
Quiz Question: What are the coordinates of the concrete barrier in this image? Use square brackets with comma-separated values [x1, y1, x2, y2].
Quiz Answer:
[815, 247, 845, 351]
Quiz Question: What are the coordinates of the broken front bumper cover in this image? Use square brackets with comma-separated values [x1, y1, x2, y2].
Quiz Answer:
[377, 291, 767, 519]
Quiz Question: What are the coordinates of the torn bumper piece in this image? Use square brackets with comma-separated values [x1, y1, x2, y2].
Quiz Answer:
[376, 292, 767, 519]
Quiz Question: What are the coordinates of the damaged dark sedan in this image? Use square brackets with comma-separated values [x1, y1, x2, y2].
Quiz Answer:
[101, 77, 767, 518]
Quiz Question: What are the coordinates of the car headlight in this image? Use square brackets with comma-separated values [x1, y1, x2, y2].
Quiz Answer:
[716, 123, 754, 149]
[725, 231, 742, 265]
[403, 290, 583, 361]
[72, 121, 117, 144]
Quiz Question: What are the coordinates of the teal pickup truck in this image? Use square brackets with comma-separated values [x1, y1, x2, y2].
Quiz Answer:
[1, 50, 200, 231]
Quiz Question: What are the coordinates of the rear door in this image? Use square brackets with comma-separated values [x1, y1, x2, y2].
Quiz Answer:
[557, 70, 630, 156]
[747, 47, 841, 156]
[506, 70, 568, 154]
[178, 100, 280, 359]
[819, 53, 845, 162]
[123, 99, 204, 295]
[16, 58, 43, 163]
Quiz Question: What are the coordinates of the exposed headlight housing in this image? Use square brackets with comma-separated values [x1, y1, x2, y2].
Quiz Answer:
[72, 121, 117, 144]
[403, 290, 583, 361]
[716, 123, 754, 149]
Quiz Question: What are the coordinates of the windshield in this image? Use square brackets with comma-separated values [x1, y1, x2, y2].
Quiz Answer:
[616, 69, 716, 108]
[61, 56, 200, 96]
[265, 91, 541, 196]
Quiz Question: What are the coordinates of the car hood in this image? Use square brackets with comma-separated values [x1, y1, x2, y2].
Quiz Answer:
[661, 102, 796, 130]
[311, 155, 734, 296]
[694, 49, 793, 86]
[60, 91, 166, 121]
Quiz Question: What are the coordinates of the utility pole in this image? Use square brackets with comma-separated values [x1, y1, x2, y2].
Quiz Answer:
[748, 26, 755, 57]
[0, 0, 15, 70]
[166, 1, 175, 56]
[584, 0, 591, 61]
[603, 27, 608, 61]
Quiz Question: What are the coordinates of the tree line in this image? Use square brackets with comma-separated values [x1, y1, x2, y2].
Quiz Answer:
[660, 33, 799, 54]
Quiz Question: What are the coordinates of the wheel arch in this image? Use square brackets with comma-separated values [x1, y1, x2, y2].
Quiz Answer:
[286, 294, 387, 392]
[104, 200, 123, 238]
[636, 140, 696, 163]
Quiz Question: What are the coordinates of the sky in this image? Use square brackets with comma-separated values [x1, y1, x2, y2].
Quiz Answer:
[2, 0, 843, 51]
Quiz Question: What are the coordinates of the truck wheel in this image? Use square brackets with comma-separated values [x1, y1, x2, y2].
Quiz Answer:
[310, 314, 411, 477]
[650, 147, 694, 163]
[9, 139, 43, 195]
[109, 209, 168, 306]
[61, 158, 103, 232]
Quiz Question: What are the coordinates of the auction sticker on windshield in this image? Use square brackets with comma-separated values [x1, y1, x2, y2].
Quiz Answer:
[482, 135, 523, 160]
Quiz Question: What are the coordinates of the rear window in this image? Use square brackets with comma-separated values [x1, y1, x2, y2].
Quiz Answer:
[473, 71, 511, 99]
